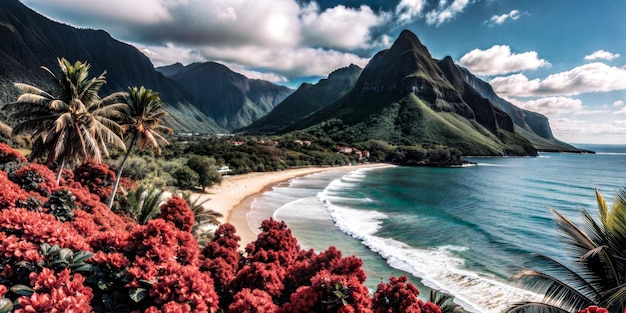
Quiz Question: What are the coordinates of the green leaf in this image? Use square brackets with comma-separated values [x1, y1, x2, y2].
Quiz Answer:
[72, 251, 94, 263]
[102, 293, 113, 309]
[59, 248, 73, 260]
[10, 284, 34, 296]
[0, 299, 13, 313]
[71, 263, 94, 272]
[128, 288, 147, 303]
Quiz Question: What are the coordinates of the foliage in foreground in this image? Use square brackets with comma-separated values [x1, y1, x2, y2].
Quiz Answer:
[508, 189, 626, 313]
[0, 142, 444, 312]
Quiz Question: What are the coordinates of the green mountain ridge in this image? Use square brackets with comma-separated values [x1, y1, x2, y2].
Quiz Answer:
[157, 62, 293, 131]
[0, 0, 222, 133]
[238, 64, 363, 134]
[280, 30, 536, 156]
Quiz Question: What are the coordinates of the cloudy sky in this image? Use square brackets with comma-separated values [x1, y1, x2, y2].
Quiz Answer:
[21, 0, 626, 144]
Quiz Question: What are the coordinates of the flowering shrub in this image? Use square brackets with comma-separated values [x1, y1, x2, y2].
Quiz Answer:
[72, 161, 116, 202]
[576, 306, 609, 313]
[16, 268, 94, 313]
[0, 143, 27, 170]
[372, 276, 422, 313]
[229, 288, 277, 313]
[158, 196, 194, 232]
[0, 172, 28, 210]
[11, 163, 57, 196]
[0, 143, 444, 313]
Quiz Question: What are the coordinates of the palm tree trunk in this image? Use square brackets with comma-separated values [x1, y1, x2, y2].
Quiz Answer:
[55, 159, 65, 184]
[108, 134, 137, 209]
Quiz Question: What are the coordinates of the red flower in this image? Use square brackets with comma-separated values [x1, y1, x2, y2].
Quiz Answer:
[229, 288, 278, 313]
[0, 284, 7, 297]
[372, 276, 422, 313]
[577, 306, 609, 313]
[159, 195, 194, 232]
[0, 171, 29, 210]
[0, 143, 28, 164]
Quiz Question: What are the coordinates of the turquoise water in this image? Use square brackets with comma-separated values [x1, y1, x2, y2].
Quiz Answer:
[245, 144, 626, 312]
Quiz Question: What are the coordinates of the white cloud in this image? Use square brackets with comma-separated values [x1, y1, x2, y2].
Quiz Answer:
[512, 97, 583, 115]
[425, 0, 472, 26]
[300, 3, 389, 50]
[486, 9, 520, 25]
[458, 45, 550, 76]
[197, 45, 370, 78]
[614, 100, 625, 107]
[22, 0, 388, 80]
[613, 106, 626, 115]
[395, 0, 427, 22]
[490, 62, 626, 97]
[584, 50, 621, 61]
[550, 117, 626, 143]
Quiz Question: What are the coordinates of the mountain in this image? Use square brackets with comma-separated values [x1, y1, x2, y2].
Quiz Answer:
[0, 0, 222, 133]
[157, 62, 293, 131]
[456, 66, 583, 152]
[281, 30, 537, 156]
[238, 64, 363, 134]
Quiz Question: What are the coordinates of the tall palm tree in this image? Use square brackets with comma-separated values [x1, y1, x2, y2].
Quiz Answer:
[9, 58, 125, 183]
[108, 86, 172, 209]
[507, 188, 626, 313]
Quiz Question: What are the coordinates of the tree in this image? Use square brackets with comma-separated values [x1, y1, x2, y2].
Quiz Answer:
[107, 86, 172, 209]
[507, 188, 626, 313]
[187, 155, 222, 190]
[173, 165, 199, 189]
[9, 58, 125, 183]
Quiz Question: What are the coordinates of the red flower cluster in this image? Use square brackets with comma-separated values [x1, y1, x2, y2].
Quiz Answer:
[158, 195, 194, 232]
[0, 142, 27, 164]
[12, 163, 58, 196]
[577, 306, 609, 313]
[372, 276, 435, 313]
[72, 161, 116, 202]
[0, 171, 28, 210]
[16, 268, 93, 313]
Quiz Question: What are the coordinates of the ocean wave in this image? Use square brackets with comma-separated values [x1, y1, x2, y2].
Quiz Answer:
[320, 192, 541, 313]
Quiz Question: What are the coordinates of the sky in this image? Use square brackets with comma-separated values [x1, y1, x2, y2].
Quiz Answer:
[21, 0, 626, 144]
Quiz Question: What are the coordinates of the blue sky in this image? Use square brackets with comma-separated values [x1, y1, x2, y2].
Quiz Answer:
[21, 0, 626, 144]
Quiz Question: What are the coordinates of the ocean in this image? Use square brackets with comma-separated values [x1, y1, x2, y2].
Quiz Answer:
[245, 144, 626, 313]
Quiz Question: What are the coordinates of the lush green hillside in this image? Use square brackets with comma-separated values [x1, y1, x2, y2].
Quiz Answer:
[157, 62, 293, 131]
[239, 64, 362, 134]
[282, 30, 536, 156]
[0, 0, 222, 133]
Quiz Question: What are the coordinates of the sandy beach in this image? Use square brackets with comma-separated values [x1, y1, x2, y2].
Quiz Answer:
[190, 164, 390, 247]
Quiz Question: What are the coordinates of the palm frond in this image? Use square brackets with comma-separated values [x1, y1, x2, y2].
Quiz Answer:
[506, 301, 571, 313]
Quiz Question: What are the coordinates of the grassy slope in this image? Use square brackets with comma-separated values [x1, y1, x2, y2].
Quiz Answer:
[329, 94, 534, 156]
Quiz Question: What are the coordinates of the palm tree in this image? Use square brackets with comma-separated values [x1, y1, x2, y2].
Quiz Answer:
[9, 58, 125, 183]
[107, 86, 172, 209]
[180, 191, 223, 246]
[507, 188, 626, 313]
[121, 185, 165, 225]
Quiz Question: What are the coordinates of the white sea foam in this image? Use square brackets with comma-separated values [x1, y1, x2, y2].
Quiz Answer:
[320, 190, 542, 313]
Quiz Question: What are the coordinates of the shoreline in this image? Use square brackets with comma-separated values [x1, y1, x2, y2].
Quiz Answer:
[190, 163, 391, 247]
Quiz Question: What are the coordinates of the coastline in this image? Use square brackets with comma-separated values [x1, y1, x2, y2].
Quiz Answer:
[190, 163, 391, 247]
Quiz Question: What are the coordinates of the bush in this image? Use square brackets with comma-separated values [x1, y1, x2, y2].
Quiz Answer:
[173, 166, 199, 190]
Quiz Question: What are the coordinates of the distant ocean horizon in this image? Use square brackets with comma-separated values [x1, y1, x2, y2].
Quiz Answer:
[245, 144, 626, 313]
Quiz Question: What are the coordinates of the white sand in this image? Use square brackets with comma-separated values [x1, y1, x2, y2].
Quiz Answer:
[190, 164, 390, 247]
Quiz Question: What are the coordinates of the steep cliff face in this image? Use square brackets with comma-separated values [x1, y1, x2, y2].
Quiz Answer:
[0, 0, 222, 133]
[456, 66, 584, 151]
[280, 30, 536, 156]
[158, 62, 293, 131]
[239, 64, 363, 134]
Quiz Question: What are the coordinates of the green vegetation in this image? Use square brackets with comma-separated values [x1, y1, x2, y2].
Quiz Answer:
[508, 188, 626, 312]
[8, 58, 126, 183]
[107, 86, 172, 208]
